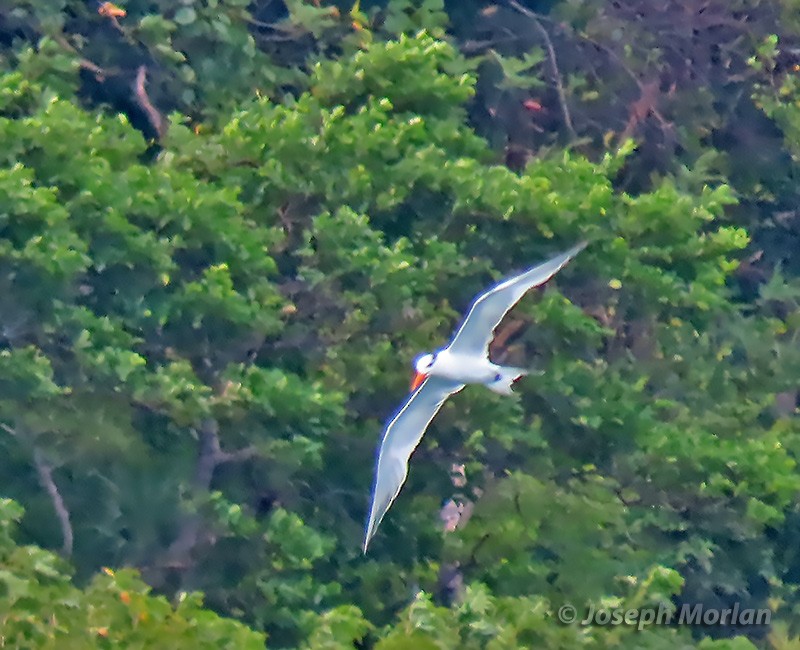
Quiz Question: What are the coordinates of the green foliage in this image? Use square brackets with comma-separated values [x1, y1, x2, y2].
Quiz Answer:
[382, 0, 449, 36]
[0, 498, 265, 648]
[753, 36, 800, 161]
[489, 49, 547, 91]
[1, 1, 800, 648]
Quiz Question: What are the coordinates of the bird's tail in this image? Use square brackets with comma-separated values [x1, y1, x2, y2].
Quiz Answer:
[488, 366, 528, 395]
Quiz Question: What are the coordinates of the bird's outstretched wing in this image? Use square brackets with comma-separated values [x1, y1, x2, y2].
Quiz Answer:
[364, 376, 464, 552]
[447, 241, 587, 357]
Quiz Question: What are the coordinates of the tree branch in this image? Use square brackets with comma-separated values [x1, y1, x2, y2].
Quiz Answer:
[51, 34, 107, 79]
[0, 423, 17, 437]
[1, 424, 73, 558]
[509, 1, 577, 140]
[32, 447, 73, 558]
[489, 319, 526, 363]
[506, 5, 673, 144]
[134, 65, 166, 140]
[216, 445, 259, 464]
[165, 419, 258, 568]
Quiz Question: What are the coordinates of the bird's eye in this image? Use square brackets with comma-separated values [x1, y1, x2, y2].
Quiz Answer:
[414, 352, 437, 374]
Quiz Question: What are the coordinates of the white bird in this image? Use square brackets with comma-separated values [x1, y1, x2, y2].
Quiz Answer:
[363, 241, 587, 552]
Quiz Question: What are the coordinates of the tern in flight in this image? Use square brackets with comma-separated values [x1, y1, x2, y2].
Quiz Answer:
[363, 241, 587, 552]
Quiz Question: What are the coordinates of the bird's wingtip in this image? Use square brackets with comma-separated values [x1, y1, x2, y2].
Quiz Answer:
[559, 239, 589, 263]
[363, 517, 376, 554]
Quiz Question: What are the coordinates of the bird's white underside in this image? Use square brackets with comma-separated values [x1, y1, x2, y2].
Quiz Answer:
[426, 349, 500, 384]
[363, 241, 587, 552]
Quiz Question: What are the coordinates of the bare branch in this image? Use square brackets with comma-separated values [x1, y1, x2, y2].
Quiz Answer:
[461, 30, 521, 55]
[1, 424, 73, 557]
[0, 423, 18, 437]
[165, 419, 258, 568]
[32, 448, 73, 558]
[134, 66, 167, 140]
[573, 30, 645, 91]
[51, 34, 107, 79]
[618, 80, 673, 143]
[216, 445, 259, 464]
[506, 6, 674, 145]
[509, 1, 577, 140]
[489, 319, 526, 363]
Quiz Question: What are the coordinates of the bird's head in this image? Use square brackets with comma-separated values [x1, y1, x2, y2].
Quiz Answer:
[411, 353, 436, 391]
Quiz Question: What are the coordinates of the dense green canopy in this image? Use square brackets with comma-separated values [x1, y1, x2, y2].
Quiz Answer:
[2, 0, 800, 648]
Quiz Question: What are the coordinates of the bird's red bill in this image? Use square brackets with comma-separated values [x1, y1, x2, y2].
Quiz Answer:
[410, 372, 428, 392]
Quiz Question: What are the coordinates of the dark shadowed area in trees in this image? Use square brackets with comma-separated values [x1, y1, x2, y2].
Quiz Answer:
[1, 0, 800, 647]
